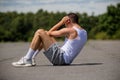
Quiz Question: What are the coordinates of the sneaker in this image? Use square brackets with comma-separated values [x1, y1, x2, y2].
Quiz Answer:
[12, 57, 34, 67]
[32, 58, 36, 66]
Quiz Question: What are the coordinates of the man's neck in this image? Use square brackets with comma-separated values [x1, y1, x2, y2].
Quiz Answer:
[66, 23, 75, 28]
[67, 23, 83, 30]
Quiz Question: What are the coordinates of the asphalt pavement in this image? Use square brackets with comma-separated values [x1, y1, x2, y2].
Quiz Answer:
[0, 40, 120, 80]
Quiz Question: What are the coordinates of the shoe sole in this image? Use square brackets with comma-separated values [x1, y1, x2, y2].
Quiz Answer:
[12, 63, 33, 67]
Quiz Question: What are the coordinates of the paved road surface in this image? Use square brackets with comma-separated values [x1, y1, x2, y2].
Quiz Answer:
[0, 40, 120, 80]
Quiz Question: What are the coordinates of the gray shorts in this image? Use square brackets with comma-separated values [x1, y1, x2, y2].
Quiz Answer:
[43, 43, 67, 65]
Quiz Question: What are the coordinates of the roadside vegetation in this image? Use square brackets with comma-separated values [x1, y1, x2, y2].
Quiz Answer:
[0, 3, 120, 42]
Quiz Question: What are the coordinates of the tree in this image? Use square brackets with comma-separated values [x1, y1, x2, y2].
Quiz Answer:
[0, 3, 120, 41]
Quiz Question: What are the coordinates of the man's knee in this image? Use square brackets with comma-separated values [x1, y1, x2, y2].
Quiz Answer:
[35, 29, 45, 35]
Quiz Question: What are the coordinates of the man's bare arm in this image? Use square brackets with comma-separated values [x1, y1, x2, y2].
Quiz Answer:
[49, 16, 69, 32]
[49, 20, 64, 32]
[49, 28, 70, 37]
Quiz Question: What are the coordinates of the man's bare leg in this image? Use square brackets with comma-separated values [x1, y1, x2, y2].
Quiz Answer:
[32, 35, 56, 59]
[12, 29, 57, 67]
[31, 29, 56, 50]
[24, 29, 56, 59]
[30, 30, 42, 51]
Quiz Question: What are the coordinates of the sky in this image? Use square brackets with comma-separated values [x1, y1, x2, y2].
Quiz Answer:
[0, 0, 120, 15]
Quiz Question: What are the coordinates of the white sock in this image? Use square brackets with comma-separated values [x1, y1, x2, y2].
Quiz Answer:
[24, 48, 35, 60]
[32, 50, 40, 59]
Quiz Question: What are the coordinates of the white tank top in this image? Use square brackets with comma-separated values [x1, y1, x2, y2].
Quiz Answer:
[61, 27, 87, 64]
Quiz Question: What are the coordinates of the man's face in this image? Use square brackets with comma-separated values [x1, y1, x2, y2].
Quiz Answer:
[65, 18, 71, 27]
[65, 16, 71, 26]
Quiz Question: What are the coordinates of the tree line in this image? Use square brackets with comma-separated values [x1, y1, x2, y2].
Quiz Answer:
[0, 3, 120, 42]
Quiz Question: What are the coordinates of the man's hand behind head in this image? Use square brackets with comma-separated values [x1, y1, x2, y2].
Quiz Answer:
[61, 16, 70, 24]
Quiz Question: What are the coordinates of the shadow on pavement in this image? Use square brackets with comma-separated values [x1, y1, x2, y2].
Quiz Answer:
[36, 63, 103, 67]
[70, 63, 103, 66]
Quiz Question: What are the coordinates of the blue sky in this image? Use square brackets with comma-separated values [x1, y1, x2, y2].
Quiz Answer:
[0, 0, 120, 15]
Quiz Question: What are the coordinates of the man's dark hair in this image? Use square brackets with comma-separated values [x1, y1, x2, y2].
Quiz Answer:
[67, 13, 79, 24]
